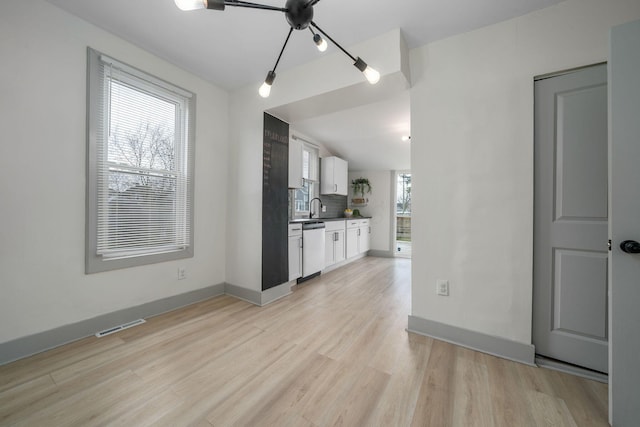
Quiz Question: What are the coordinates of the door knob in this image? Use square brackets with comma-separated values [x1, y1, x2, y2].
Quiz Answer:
[620, 240, 640, 254]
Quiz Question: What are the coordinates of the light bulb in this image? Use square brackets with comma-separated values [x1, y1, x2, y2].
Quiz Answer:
[313, 34, 328, 52]
[258, 71, 276, 98]
[353, 57, 380, 85]
[401, 135, 411, 142]
[363, 66, 380, 84]
[259, 82, 272, 98]
[174, 0, 207, 11]
[317, 39, 328, 52]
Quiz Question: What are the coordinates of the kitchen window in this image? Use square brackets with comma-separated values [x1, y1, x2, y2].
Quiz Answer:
[86, 48, 195, 273]
[293, 143, 319, 217]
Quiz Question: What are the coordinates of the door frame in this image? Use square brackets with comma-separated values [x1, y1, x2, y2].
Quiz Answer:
[393, 170, 412, 258]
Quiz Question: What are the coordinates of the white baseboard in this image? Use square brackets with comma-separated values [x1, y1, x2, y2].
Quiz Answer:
[0, 283, 225, 366]
[408, 315, 536, 366]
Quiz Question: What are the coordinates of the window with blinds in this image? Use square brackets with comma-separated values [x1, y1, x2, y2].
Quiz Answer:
[86, 48, 195, 273]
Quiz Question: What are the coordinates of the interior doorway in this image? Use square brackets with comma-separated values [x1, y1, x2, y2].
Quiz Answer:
[395, 171, 411, 258]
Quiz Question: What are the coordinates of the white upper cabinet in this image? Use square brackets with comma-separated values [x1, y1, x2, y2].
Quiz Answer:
[320, 156, 348, 195]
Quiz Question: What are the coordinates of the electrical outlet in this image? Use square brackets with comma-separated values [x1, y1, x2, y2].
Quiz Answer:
[322, 205, 327, 212]
[436, 280, 449, 296]
[178, 268, 187, 280]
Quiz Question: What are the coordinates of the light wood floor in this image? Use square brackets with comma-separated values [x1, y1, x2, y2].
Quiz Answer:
[0, 257, 608, 426]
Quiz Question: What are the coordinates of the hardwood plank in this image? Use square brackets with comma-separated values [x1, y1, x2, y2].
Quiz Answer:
[483, 353, 537, 427]
[450, 348, 495, 427]
[525, 389, 579, 427]
[366, 336, 431, 426]
[410, 339, 457, 426]
[326, 366, 391, 427]
[0, 375, 57, 425]
[227, 352, 333, 426]
[11, 370, 144, 426]
[0, 335, 125, 393]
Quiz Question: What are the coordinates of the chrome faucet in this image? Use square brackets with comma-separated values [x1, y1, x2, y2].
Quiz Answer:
[309, 197, 323, 219]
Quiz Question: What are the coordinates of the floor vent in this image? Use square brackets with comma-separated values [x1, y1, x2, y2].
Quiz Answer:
[95, 319, 146, 338]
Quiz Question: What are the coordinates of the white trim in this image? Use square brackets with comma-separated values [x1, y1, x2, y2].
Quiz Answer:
[408, 315, 536, 366]
[0, 283, 225, 365]
[99, 54, 193, 98]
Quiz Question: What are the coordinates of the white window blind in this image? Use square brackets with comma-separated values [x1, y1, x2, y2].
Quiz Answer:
[87, 48, 195, 272]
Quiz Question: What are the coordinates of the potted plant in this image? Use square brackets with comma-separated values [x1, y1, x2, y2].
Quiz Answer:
[351, 177, 371, 205]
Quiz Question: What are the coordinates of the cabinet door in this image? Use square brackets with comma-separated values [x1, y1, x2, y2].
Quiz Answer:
[335, 230, 346, 263]
[288, 138, 303, 188]
[325, 231, 335, 267]
[334, 157, 348, 195]
[359, 225, 371, 253]
[288, 236, 302, 281]
[346, 227, 359, 259]
[320, 157, 335, 195]
[320, 157, 349, 195]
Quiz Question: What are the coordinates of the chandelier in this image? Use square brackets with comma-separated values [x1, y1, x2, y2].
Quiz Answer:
[174, 0, 380, 97]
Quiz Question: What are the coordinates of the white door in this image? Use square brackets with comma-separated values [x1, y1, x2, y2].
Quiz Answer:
[359, 224, 371, 253]
[533, 64, 609, 373]
[288, 235, 301, 281]
[346, 227, 359, 259]
[334, 157, 348, 195]
[325, 231, 335, 267]
[609, 19, 640, 425]
[335, 230, 346, 263]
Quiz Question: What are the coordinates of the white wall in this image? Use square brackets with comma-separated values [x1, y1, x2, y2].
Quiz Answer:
[348, 171, 393, 253]
[0, 0, 229, 344]
[410, 0, 640, 343]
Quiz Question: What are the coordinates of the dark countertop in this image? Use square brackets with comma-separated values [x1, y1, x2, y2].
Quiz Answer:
[289, 216, 371, 224]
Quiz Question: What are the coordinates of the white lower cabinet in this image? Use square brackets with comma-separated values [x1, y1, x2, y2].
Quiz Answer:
[359, 219, 371, 253]
[288, 224, 303, 281]
[325, 221, 346, 268]
[346, 221, 359, 259]
[346, 219, 370, 258]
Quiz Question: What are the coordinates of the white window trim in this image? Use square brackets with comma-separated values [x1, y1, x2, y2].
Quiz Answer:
[293, 143, 319, 218]
[86, 48, 196, 273]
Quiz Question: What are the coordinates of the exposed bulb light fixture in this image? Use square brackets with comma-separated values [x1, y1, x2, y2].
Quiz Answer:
[314, 33, 328, 52]
[401, 135, 411, 142]
[175, 0, 379, 97]
[354, 58, 380, 84]
[259, 71, 276, 98]
[310, 29, 327, 52]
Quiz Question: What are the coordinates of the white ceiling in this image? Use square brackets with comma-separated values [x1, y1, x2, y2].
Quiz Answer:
[46, 0, 563, 171]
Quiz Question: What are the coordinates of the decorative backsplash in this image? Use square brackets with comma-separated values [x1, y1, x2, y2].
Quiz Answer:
[319, 194, 348, 218]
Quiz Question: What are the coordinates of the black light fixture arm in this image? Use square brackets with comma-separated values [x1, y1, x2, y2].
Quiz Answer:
[222, 0, 287, 12]
[271, 27, 294, 73]
[304, 0, 322, 8]
[309, 21, 356, 62]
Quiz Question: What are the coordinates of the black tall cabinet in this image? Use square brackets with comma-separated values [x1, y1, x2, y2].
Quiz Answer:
[261, 113, 289, 291]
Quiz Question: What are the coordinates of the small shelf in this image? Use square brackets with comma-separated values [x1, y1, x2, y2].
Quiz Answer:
[351, 198, 368, 208]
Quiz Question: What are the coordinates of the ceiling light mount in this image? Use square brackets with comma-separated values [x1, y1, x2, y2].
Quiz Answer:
[175, 0, 380, 97]
[285, 0, 313, 30]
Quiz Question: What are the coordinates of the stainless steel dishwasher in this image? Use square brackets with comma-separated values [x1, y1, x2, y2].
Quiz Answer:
[301, 221, 325, 280]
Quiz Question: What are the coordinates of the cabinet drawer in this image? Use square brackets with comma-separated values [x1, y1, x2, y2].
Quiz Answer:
[346, 220, 360, 229]
[288, 224, 303, 237]
[325, 220, 346, 232]
[358, 219, 369, 226]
